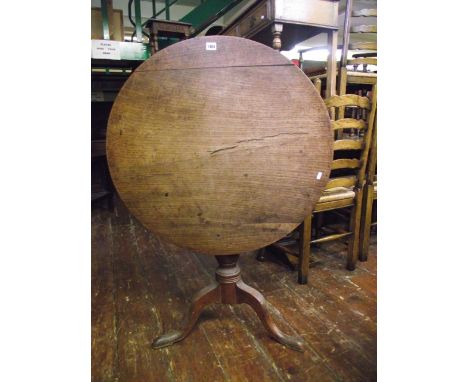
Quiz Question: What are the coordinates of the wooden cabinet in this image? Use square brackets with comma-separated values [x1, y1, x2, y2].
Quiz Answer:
[222, 0, 339, 51]
[221, 0, 340, 98]
[237, 1, 271, 37]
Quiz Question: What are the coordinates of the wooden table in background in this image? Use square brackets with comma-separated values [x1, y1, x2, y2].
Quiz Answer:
[145, 18, 192, 55]
[222, 0, 340, 97]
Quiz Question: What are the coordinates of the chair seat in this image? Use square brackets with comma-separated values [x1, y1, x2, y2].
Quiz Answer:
[318, 187, 355, 203]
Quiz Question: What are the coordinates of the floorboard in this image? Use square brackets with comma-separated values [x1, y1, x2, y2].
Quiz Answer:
[92, 200, 377, 382]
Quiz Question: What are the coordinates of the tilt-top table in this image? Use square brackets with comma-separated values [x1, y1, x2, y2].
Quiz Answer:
[106, 35, 333, 352]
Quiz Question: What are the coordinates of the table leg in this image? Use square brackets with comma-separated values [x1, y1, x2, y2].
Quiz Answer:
[152, 254, 304, 352]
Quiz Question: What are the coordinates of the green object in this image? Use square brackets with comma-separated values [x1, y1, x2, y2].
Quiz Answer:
[157, 37, 180, 50]
[95, 0, 241, 64]
[134, 0, 143, 42]
[100, 0, 110, 40]
[180, 0, 243, 35]
[119, 42, 150, 60]
[165, 0, 170, 20]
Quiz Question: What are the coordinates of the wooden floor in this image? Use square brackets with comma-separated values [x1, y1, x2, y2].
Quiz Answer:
[92, 200, 377, 382]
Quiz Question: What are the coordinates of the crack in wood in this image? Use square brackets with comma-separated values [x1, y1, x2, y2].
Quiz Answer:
[208, 145, 238, 155]
[208, 132, 309, 156]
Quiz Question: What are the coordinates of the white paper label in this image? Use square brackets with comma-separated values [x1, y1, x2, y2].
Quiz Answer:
[92, 40, 121, 60]
[316, 172, 323, 180]
[206, 42, 217, 51]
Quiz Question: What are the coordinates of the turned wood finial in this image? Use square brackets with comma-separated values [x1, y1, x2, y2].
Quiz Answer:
[271, 23, 283, 50]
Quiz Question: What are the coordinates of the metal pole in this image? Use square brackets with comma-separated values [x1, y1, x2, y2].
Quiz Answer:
[100, 0, 110, 40]
[134, 0, 143, 42]
[165, 0, 170, 20]
[152, 0, 157, 17]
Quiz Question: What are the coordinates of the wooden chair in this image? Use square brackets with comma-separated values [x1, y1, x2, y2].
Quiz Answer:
[338, 3, 377, 97]
[308, 2, 377, 102]
[261, 92, 377, 283]
[295, 91, 377, 283]
[359, 110, 377, 261]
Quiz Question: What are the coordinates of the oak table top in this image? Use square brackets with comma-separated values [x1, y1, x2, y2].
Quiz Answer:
[107, 35, 332, 256]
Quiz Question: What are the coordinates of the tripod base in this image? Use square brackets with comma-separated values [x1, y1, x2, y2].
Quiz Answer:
[152, 254, 304, 352]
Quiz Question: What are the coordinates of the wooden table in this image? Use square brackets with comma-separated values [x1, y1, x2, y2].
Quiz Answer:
[107, 36, 333, 351]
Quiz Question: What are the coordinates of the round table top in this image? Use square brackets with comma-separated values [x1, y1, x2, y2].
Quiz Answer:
[107, 36, 332, 255]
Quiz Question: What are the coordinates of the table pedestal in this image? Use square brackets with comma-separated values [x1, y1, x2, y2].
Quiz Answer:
[151, 254, 305, 352]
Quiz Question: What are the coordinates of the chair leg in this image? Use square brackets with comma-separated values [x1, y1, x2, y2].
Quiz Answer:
[359, 183, 374, 262]
[346, 190, 363, 271]
[314, 212, 324, 239]
[298, 214, 312, 284]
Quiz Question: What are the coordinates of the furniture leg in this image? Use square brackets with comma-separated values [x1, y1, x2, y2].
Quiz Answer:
[236, 280, 304, 351]
[149, 31, 156, 55]
[359, 183, 374, 261]
[150, 25, 159, 55]
[271, 23, 283, 50]
[298, 214, 312, 284]
[152, 254, 304, 351]
[315, 212, 324, 238]
[346, 189, 363, 270]
[151, 282, 220, 349]
[313, 78, 322, 97]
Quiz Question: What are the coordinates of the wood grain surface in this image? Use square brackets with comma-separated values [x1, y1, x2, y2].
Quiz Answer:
[107, 36, 333, 255]
[92, 204, 377, 381]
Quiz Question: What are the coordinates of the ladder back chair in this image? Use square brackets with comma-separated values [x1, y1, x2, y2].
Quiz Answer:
[338, 3, 377, 97]
[307, 2, 377, 98]
[297, 91, 377, 284]
[340, 2, 377, 261]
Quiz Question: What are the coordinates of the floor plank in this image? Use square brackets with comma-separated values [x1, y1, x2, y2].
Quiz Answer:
[92, 212, 117, 382]
[92, 202, 377, 381]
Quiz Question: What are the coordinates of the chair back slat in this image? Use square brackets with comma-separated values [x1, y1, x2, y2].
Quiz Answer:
[349, 42, 377, 51]
[331, 158, 361, 170]
[325, 94, 370, 109]
[352, 8, 377, 17]
[334, 139, 363, 151]
[350, 24, 377, 33]
[347, 57, 377, 66]
[331, 118, 366, 131]
[326, 176, 357, 190]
